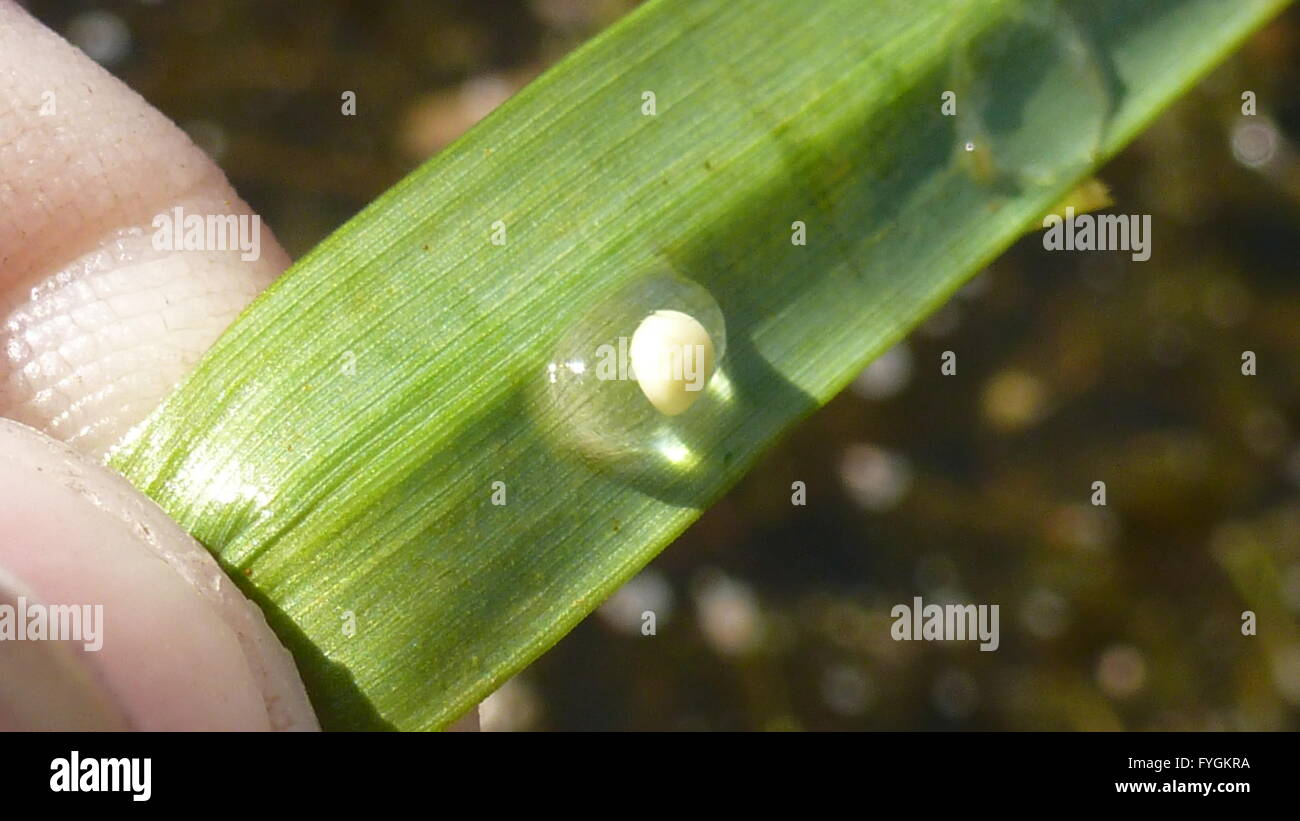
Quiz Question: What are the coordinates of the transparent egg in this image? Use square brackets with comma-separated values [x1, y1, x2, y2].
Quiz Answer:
[539, 270, 728, 470]
[952, 0, 1111, 187]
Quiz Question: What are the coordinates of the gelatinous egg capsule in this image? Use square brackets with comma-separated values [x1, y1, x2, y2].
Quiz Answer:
[540, 271, 727, 466]
[951, 0, 1110, 187]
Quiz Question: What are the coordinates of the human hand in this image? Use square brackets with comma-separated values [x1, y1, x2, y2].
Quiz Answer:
[0, 0, 314, 731]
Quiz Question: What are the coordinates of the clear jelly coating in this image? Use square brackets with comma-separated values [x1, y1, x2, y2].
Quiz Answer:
[952, 0, 1111, 187]
[540, 271, 727, 468]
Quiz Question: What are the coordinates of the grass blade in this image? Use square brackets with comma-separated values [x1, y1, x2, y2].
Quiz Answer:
[109, 0, 1289, 729]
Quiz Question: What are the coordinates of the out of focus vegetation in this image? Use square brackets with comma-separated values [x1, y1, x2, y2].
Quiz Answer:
[30, 0, 1300, 730]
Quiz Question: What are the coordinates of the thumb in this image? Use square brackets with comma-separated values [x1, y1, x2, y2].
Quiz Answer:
[0, 1, 309, 730]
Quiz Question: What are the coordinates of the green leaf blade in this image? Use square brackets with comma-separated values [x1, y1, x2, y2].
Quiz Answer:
[109, 0, 1290, 729]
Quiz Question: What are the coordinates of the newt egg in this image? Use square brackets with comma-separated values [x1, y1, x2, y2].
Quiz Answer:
[539, 270, 727, 465]
[629, 309, 716, 416]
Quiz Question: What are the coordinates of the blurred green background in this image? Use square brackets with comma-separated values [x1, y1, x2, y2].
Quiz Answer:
[24, 0, 1300, 731]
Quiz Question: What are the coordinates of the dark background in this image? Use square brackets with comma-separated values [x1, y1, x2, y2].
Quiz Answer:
[22, 0, 1300, 731]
